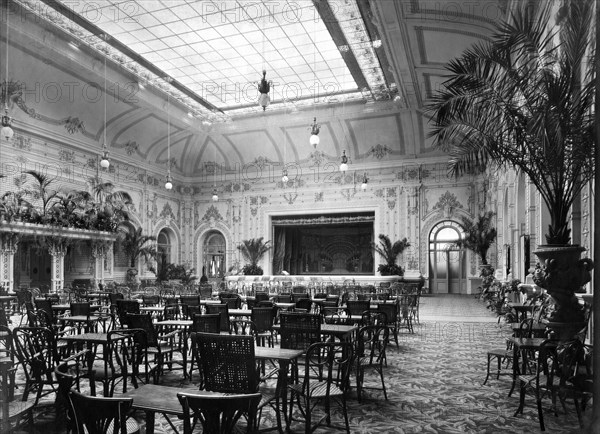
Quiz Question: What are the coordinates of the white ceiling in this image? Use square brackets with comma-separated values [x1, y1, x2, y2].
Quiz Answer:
[5, 0, 508, 178]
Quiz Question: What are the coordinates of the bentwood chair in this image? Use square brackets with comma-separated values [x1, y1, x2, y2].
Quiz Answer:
[191, 332, 275, 431]
[68, 389, 140, 434]
[189, 314, 221, 384]
[206, 304, 231, 333]
[356, 325, 390, 401]
[178, 392, 262, 434]
[1, 346, 35, 433]
[126, 313, 183, 383]
[288, 341, 354, 433]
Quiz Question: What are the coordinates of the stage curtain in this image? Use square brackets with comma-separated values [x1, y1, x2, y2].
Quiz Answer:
[273, 226, 286, 274]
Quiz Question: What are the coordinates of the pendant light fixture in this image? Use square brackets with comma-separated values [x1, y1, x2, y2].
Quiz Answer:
[164, 90, 172, 190]
[258, 19, 270, 111]
[99, 35, 110, 169]
[309, 117, 320, 148]
[361, 173, 368, 190]
[339, 150, 348, 172]
[1, 2, 13, 142]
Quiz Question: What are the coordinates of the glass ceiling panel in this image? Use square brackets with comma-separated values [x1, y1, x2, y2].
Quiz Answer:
[57, 0, 359, 109]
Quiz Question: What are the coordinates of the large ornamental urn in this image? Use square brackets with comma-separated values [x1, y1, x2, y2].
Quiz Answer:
[533, 245, 594, 339]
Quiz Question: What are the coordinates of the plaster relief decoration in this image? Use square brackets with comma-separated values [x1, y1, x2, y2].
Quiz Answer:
[13, 174, 28, 188]
[225, 183, 251, 193]
[433, 191, 463, 219]
[159, 202, 176, 222]
[277, 177, 305, 189]
[85, 158, 96, 170]
[201, 205, 224, 228]
[0, 233, 20, 253]
[315, 192, 323, 202]
[282, 192, 298, 205]
[252, 156, 272, 170]
[341, 187, 357, 201]
[0, 80, 23, 108]
[387, 200, 396, 210]
[58, 149, 75, 163]
[369, 144, 392, 160]
[124, 140, 139, 156]
[13, 134, 32, 151]
[147, 193, 158, 222]
[45, 236, 70, 257]
[309, 150, 326, 166]
[409, 186, 419, 216]
[63, 116, 85, 134]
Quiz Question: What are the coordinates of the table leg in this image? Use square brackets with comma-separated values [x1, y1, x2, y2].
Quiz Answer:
[508, 343, 519, 397]
[145, 411, 155, 434]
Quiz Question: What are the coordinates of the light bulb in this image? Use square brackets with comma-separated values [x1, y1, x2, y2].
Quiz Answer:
[309, 134, 320, 147]
[361, 182, 368, 191]
[212, 188, 219, 202]
[282, 169, 289, 183]
[339, 150, 348, 172]
[100, 150, 110, 169]
[165, 174, 173, 190]
[1, 125, 13, 141]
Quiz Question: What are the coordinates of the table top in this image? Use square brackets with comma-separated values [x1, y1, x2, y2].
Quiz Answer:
[255, 346, 302, 361]
[52, 304, 101, 311]
[274, 302, 295, 309]
[121, 384, 235, 416]
[156, 320, 193, 327]
[140, 306, 166, 312]
[0, 295, 16, 301]
[229, 308, 252, 317]
[200, 299, 222, 305]
[272, 323, 358, 336]
[508, 337, 557, 350]
[61, 315, 102, 322]
[61, 332, 108, 344]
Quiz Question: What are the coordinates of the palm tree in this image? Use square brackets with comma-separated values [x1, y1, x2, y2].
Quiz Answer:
[237, 237, 271, 275]
[86, 176, 132, 231]
[454, 211, 497, 266]
[427, 1, 595, 245]
[118, 226, 156, 268]
[23, 170, 58, 219]
[372, 234, 410, 276]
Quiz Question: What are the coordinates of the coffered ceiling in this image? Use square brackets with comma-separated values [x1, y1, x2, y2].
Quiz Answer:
[3, 0, 509, 179]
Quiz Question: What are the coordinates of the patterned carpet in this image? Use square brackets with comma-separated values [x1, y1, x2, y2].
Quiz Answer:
[8, 295, 588, 433]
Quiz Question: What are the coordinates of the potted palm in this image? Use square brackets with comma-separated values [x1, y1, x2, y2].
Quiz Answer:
[118, 226, 157, 288]
[427, 1, 595, 325]
[454, 211, 497, 266]
[372, 234, 410, 276]
[237, 237, 271, 276]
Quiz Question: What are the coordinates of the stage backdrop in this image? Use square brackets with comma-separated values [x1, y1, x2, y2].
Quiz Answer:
[272, 213, 375, 275]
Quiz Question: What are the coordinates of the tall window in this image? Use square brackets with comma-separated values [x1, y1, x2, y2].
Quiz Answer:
[203, 232, 225, 278]
[157, 229, 172, 263]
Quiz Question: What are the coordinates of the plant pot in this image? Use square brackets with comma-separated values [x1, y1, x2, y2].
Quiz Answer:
[533, 244, 594, 328]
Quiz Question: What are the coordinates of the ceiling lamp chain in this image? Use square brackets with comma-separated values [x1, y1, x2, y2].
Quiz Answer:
[99, 35, 110, 169]
[164, 89, 173, 190]
[1, 1, 14, 142]
[212, 144, 218, 202]
[282, 127, 288, 183]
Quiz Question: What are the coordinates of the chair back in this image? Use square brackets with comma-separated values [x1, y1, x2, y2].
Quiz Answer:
[301, 341, 354, 396]
[35, 298, 55, 322]
[193, 332, 258, 393]
[108, 293, 124, 305]
[142, 294, 160, 306]
[126, 313, 158, 347]
[276, 294, 292, 304]
[346, 300, 370, 316]
[115, 300, 140, 327]
[251, 307, 274, 334]
[206, 304, 230, 333]
[199, 283, 213, 299]
[279, 312, 321, 351]
[376, 302, 398, 323]
[254, 292, 269, 303]
[178, 392, 261, 434]
[220, 295, 242, 309]
[356, 325, 389, 367]
[70, 302, 91, 317]
[68, 389, 134, 434]
[104, 329, 147, 395]
[192, 314, 221, 333]
[361, 310, 388, 326]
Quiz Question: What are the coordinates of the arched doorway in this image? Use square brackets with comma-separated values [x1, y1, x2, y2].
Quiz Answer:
[157, 229, 172, 263]
[203, 232, 225, 279]
[429, 221, 466, 294]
